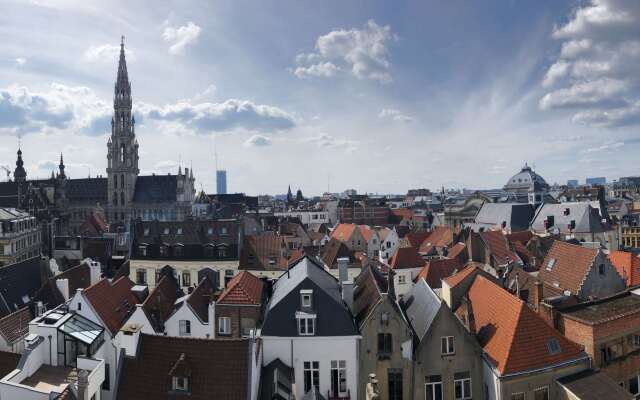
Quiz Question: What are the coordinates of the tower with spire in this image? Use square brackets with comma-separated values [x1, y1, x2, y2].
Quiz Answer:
[106, 36, 139, 222]
[13, 148, 26, 183]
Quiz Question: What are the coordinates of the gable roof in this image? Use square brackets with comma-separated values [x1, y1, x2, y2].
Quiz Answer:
[217, 271, 264, 306]
[537, 241, 598, 295]
[442, 263, 483, 288]
[389, 246, 425, 270]
[330, 223, 358, 242]
[479, 230, 521, 266]
[0, 257, 44, 317]
[447, 242, 467, 261]
[0, 307, 31, 344]
[405, 231, 431, 248]
[418, 226, 453, 254]
[141, 275, 182, 332]
[320, 238, 353, 268]
[531, 202, 608, 234]
[473, 203, 535, 232]
[353, 264, 389, 328]
[239, 235, 288, 270]
[65, 177, 108, 204]
[83, 276, 138, 335]
[403, 279, 442, 340]
[117, 334, 250, 400]
[466, 275, 585, 375]
[186, 276, 215, 322]
[415, 258, 464, 289]
[609, 250, 640, 287]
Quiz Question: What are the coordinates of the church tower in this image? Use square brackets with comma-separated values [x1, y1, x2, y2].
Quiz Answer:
[106, 36, 139, 222]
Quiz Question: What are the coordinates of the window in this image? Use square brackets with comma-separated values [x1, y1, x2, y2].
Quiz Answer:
[441, 336, 455, 355]
[388, 369, 402, 400]
[330, 360, 347, 396]
[219, 317, 231, 335]
[629, 376, 640, 396]
[120, 174, 124, 189]
[301, 290, 313, 308]
[113, 192, 117, 206]
[303, 361, 320, 393]
[177, 228, 183, 235]
[454, 372, 471, 400]
[136, 268, 147, 285]
[204, 245, 215, 258]
[77, 302, 82, 311]
[102, 363, 110, 390]
[138, 245, 147, 257]
[172, 376, 189, 392]
[534, 386, 549, 400]
[164, 228, 170, 235]
[182, 272, 191, 287]
[425, 375, 442, 400]
[221, 226, 228, 235]
[632, 334, 640, 347]
[547, 338, 561, 355]
[143, 228, 149, 236]
[113, 175, 117, 188]
[298, 315, 315, 336]
[173, 246, 183, 257]
[217, 246, 227, 258]
[159, 246, 168, 257]
[207, 227, 214, 235]
[378, 333, 392, 359]
[398, 275, 406, 284]
[598, 264, 605, 275]
[546, 258, 556, 271]
[120, 192, 124, 206]
[511, 393, 525, 400]
[386, 241, 391, 249]
[179, 320, 191, 336]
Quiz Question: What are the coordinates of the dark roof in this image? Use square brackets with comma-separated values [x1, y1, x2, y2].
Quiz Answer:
[261, 358, 293, 400]
[0, 257, 45, 317]
[0, 307, 31, 343]
[0, 351, 21, 378]
[31, 261, 93, 311]
[186, 276, 215, 323]
[353, 265, 388, 328]
[83, 277, 138, 335]
[133, 175, 177, 203]
[389, 246, 425, 270]
[142, 275, 182, 332]
[65, 178, 107, 204]
[415, 258, 464, 289]
[559, 291, 640, 324]
[117, 334, 251, 400]
[473, 203, 535, 232]
[261, 256, 357, 337]
[557, 369, 633, 400]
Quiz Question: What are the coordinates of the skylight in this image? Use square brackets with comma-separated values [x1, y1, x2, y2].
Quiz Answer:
[547, 338, 561, 355]
[546, 258, 556, 271]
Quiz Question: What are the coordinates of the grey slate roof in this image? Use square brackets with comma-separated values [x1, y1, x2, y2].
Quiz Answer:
[0, 257, 44, 317]
[66, 178, 108, 204]
[132, 175, 177, 203]
[403, 279, 442, 340]
[261, 256, 358, 337]
[531, 202, 607, 233]
[557, 369, 634, 400]
[472, 203, 535, 232]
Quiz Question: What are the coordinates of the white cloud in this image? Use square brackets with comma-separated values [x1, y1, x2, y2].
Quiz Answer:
[301, 134, 359, 153]
[162, 21, 201, 55]
[541, 0, 640, 127]
[84, 44, 133, 63]
[378, 108, 413, 122]
[243, 134, 272, 147]
[292, 20, 396, 83]
[15, 57, 26, 66]
[581, 141, 625, 153]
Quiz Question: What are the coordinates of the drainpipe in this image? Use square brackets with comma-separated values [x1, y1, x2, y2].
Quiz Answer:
[48, 335, 52, 365]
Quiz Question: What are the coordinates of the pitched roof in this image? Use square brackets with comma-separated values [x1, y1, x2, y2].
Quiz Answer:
[537, 241, 598, 295]
[418, 226, 453, 254]
[186, 276, 216, 322]
[442, 264, 482, 288]
[142, 275, 181, 332]
[609, 250, 640, 287]
[415, 258, 464, 289]
[0, 257, 44, 317]
[389, 246, 425, 270]
[353, 264, 388, 328]
[405, 231, 431, 248]
[117, 334, 250, 400]
[359, 225, 376, 242]
[479, 230, 521, 266]
[473, 203, 535, 232]
[0, 307, 31, 344]
[403, 279, 442, 340]
[447, 242, 467, 261]
[466, 275, 585, 375]
[217, 271, 264, 306]
[320, 238, 353, 268]
[65, 177, 108, 204]
[557, 369, 634, 400]
[132, 174, 177, 203]
[330, 223, 358, 242]
[239, 235, 288, 270]
[83, 276, 138, 334]
[531, 202, 608, 234]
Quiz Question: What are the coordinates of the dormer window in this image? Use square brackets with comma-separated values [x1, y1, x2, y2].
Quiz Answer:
[300, 289, 313, 308]
[296, 312, 316, 336]
[163, 228, 170, 235]
[143, 228, 149, 236]
[172, 376, 189, 392]
[207, 227, 214, 235]
[547, 338, 561, 355]
[177, 228, 183, 235]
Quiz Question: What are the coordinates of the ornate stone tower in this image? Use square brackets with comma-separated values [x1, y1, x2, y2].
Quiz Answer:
[106, 36, 139, 222]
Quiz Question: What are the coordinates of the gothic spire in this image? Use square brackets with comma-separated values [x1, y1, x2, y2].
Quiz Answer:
[116, 36, 130, 95]
[13, 147, 26, 183]
[58, 153, 66, 179]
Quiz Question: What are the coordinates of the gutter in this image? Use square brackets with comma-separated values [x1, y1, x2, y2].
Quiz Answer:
[486, 353, 591, 379]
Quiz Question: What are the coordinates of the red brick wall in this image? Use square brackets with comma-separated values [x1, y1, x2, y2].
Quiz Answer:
[214, 304, 261, 338]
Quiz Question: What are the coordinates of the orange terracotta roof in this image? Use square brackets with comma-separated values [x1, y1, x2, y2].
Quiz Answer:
[442, 264, 482, 288]
[506, 231, 534, 244]
[537, 241, 598, 295]
[480, 230, 521, 266]
[359, 225, 375, 242]
[415, 258, 464, 289]
[418, 226, 453, 254]
[217, 271, 264, 306]
[609, 250, 640, 287]
[467, 275, 585, 375]
[447, 242, 467, 260]
[84, 277, 138, 335]
[240, 235, 288, 270]
[406, 231, 431, 248]
[331, 223, 358, 241]
[389, 247, 425, 270]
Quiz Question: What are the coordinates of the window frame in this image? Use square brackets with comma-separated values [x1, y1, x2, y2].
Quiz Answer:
[297, 313, 316, 336]
[454, 375, 472, 400]
[303, 361, 320, 393]
[330, 360, 347, 396]
[441, 336, 455, 355]
[534, 386, 549, 400]
[219, 316, 231, 335]
[425, 376, 443, 400]
[179, 319, 191, 336]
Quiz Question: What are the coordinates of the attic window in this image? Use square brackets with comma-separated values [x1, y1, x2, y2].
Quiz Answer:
[300, 289, 313, 308]
[163, 228, 170, 235]
[207, 227, 213, 235]
[547, 338, 561, 355]
[143, 228, 149, 236]
[177, 228, 183, 235]
[598, 264, 605, 275]
[172, 376, 190, 393]
[546, 258, 556, 272]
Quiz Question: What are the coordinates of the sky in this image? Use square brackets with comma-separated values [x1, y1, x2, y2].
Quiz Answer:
[1, 0, 639, 195]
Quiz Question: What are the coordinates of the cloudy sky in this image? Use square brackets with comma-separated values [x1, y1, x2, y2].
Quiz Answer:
[1, 0, 639, 195]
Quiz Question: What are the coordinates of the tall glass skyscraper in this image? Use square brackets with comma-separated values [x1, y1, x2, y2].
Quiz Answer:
[216, 170, 227, 194]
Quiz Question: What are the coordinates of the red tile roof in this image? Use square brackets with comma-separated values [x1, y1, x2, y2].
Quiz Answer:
[405, 231, 431, 248]
[217, 271, 264, 306]
[480, 230, 521, 266]
[467, 275, 585, 375]
[187, 276, 216, 322]
[415, 258, 464, 289]
[418, 227, 453, 254]
[609, 250, 640, 286]
[359, 225, 375, 242]
[447, 242, 467, 261]
[240, 235, 288, 270]
[142, 275, 181, 332]
[83, 277, 138, 335]
[389, 247, 425, 270]
[506, 230, 534, 244]
[331, 223, 358, 242]
[537, 241, 598, 295]
[442, 263, 482, 288]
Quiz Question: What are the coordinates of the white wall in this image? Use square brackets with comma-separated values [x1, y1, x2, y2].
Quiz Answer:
[482, 359, 500, 400]
[394, 267, 422, 297]
[164, 304, 210, 339]
[125, 307, 156, 335]
[262, 336, 359, 400]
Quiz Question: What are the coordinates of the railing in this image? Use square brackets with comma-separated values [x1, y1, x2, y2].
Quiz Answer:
[327, 389, 351, 400]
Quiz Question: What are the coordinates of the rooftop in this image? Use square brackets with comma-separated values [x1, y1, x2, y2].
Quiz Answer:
[560, 291, 640, 324]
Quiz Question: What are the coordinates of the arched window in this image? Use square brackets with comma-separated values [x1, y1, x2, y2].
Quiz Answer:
[113, 175, 117, 188]
[120, 174, 125, 189]
[120, 192, 125, 206]
[121, 113, 125, 130]
[120, 144, 125, 163]
[113, 192, 117, 206]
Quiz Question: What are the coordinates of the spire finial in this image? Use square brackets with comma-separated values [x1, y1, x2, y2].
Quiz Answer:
[121, 35, 125, 47]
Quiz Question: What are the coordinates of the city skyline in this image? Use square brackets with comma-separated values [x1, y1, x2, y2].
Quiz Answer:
[1, 0, 639, 195]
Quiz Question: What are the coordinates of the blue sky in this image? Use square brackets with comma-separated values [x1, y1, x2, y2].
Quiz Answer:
[1, 0, 639, 195]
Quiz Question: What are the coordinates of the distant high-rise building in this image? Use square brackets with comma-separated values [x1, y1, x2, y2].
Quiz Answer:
[216, 170, 227, 194]
[567, 179, 579, 187]
[586, 177, 606, 185]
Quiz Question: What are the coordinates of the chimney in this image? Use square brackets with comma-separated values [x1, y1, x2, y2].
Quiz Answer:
[515, 273, 520, 299]
[77, 369, 89, 400]
[337, 257, 349, 282]
[55, 278, 70, 301]
[533, 280, 543, 310]
[342, 280, 354, 312]
[88, 260, 102, 284]
[538, 301, 557, 328]
[387, 268, 396, 299]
